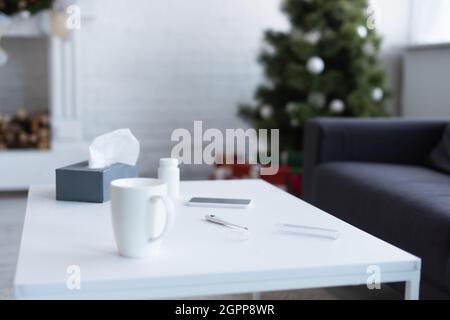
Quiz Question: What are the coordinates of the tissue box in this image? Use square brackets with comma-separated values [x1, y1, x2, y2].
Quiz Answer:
[56, 161, 138, 203]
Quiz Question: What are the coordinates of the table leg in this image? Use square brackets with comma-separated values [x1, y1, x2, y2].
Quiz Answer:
[404, 273, 420, 300]
[252, 292, 261, 300]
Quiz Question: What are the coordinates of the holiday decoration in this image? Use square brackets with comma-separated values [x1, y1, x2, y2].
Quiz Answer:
[0, 109, 50, 149]
[259, 105, 273, 119]
[356, 25, 368, 38]
[0, 1, 54, 16]
[306, 56, 325, 75]
[0, 1, 55, 66]
[372, 87, 384, 101]
[210, 163, 293, 191]
[329, 99, 345, 113]
[210, 152, 304, 197]
[286, 172, 303, 198]
[239, 0, 388, 151]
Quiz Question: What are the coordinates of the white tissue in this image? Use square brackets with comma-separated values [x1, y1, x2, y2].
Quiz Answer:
[88, 129, 140, 169]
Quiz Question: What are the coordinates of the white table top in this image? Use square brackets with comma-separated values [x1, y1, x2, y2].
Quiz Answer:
[15, 180, 420, 299]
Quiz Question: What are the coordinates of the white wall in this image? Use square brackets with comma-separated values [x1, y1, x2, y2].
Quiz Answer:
[77, 0, 287, 177]
[403, 44, 450, 117]
[370, 0, 450, 116]
[370, 0, 411, 114]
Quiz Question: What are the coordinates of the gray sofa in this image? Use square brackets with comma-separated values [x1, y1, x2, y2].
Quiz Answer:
[303, 118, 450, 299]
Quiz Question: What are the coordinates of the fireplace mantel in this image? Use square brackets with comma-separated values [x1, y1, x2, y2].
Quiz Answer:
[3, 9, 83, 140]
[0, 8, 90, 191]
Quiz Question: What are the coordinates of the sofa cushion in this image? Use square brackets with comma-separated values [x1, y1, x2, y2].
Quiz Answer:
[311, 162, 450, 294]
[428, 124, 450, 174]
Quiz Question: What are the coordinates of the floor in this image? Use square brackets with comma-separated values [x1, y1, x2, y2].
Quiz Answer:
[0, 192, 401, 300]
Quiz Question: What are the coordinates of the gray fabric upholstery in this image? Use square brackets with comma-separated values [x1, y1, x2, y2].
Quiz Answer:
[312, 162, 450, 296]
[303, 118, 447, 201]
[303, 118, 450, 299]
[428, 124, 450, 174]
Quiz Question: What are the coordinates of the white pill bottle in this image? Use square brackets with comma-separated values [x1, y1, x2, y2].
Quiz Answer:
[157, 158, 180, 200]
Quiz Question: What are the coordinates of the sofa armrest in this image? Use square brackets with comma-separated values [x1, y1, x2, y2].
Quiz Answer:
[302, 118, 448, 201]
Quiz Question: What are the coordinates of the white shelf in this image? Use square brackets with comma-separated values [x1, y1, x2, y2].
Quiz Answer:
[3, 12, 49, 38]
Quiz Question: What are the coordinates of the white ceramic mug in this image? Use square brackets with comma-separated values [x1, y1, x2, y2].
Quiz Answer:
[111, 178, 175, 258]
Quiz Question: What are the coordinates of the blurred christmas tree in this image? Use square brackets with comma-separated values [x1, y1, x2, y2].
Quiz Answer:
[239, 0, 389, 152]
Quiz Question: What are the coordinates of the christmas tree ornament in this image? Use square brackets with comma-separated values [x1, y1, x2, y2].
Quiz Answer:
[306, 56, 325, 75]
[329, 99, 345, 113]
[285, 102, 297, 114]
[304, 30, 321, 44]
[259, 105, 273, 119]
[372, 87, 384, 101]
[308, 92, 326, 108]
[357, 25, 368, 38]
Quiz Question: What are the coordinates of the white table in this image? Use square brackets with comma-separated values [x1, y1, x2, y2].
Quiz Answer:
[14, 180, 421, 300]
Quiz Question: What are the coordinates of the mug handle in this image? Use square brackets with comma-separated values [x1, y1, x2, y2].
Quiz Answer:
[148, 195, 175, 241]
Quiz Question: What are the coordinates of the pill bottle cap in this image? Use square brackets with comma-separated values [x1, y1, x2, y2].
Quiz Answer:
[159, 158, 179, 167]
